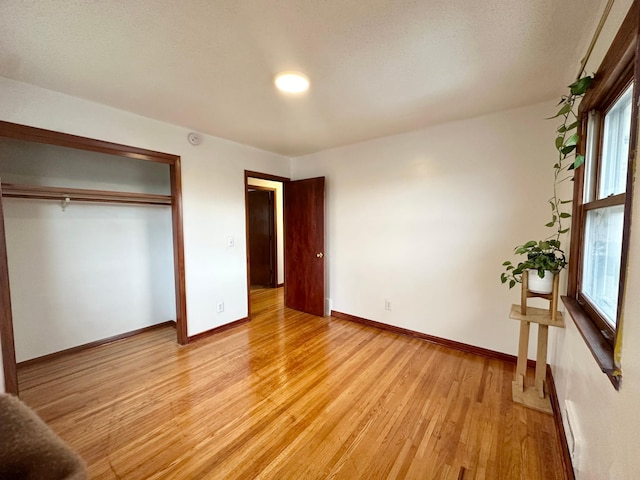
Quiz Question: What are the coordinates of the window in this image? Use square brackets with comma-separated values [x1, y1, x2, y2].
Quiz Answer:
[581, 86, 632, 331]
[565, 4, 638, 388]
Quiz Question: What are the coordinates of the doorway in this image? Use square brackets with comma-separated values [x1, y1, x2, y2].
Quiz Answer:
[244, 170, 326, 319]
[245, 172, 286, 315]
[245, 172, 287, 318]
[248, 186, 277, 289]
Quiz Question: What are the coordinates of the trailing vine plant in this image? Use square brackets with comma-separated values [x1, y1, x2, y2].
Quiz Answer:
[547, 75, 594, 242]
[501, 75, 593, 289]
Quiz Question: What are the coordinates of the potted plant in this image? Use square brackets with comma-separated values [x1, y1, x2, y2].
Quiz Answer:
[501, 240, 567, 293]
[501, 75, 592, 292]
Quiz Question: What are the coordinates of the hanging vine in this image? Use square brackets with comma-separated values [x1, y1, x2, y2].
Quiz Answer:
[547, 75, 594, 242]
[501, 75, 593, 288]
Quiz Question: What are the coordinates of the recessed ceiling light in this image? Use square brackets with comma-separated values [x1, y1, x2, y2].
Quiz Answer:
[274, 71, 310, 94]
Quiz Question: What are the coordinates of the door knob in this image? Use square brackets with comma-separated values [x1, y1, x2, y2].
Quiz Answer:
[316, 252, 324, 258]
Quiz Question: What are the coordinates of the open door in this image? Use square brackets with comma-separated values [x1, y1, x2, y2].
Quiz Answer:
[284, 177, 325, 316]
[248, 189, 276, 288]
[0, 181, 18, 394]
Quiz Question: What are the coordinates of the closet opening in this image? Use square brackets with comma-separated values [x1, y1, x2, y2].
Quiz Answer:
[0, 121, 187, 396]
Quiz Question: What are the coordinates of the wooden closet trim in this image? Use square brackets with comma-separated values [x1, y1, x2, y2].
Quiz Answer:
[0, 121, 188, 394]
[0, 121, 177, 164]
[0, 182, 17, 394]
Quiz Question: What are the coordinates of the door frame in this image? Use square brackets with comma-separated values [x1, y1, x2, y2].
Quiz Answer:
[247, 185, 278, 288]
[244, 170, 290, 319]
[0, 121, 188, 394]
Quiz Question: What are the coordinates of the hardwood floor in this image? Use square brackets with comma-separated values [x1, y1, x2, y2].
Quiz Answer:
[18, 288, 567, 479]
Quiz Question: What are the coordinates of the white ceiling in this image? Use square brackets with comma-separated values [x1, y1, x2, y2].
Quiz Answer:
[0, 1, 606, 157]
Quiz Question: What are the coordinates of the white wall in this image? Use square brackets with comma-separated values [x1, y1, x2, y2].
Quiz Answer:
[292, 101, 558, 355]
[0, 77, 291, 352]
[548, 1, 640, 478]
[5, 200, 174, 361]
[247, 177, 285, 285]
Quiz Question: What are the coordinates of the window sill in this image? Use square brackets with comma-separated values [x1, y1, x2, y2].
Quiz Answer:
[561, 296, 620, 390]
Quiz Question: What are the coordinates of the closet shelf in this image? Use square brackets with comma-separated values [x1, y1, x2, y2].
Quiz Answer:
[1, 182, 172, 206]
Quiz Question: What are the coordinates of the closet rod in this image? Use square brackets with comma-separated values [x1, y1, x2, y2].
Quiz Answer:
[1, 182, 172, 206]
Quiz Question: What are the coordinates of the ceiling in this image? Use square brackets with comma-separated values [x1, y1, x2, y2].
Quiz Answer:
[0, 1, 607, 157]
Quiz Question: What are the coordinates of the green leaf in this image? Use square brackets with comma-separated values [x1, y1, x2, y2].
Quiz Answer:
[558, 103, 571, 115]
[559, 228, 570, 234]
[523, 240, 537, 248]
[560, 212, 571, 218]
[546, 221, 555, 227]
[569, 76, 594, 95]
[509, 280, 516, 289]
[503, 261, 512, 266]
[548, 103, 572, 119]
[566, 121, 579, 131]
[561, 144, 577, 155]
[565, 133, 579, 147]
[557, 125, 567, 133]
[555, 136, 564, 149]
[560, 199, 573, 204]
[573, 154, 585, 169]
[501, 274, 507, 283]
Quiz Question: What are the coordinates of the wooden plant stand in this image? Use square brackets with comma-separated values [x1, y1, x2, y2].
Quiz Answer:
[509, 271, 564, 414]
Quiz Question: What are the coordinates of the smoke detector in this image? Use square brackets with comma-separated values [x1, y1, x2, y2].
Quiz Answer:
[187, 132, 201, 146]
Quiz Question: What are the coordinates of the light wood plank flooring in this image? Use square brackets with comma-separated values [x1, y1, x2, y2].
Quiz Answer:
[18, 288, 567, 479]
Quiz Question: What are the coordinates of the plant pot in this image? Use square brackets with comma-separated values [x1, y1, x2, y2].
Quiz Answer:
[527, 270, 554, 294]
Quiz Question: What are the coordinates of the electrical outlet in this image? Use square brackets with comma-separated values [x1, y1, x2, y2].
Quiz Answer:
[217, 301, 224, 313]
[385, 299, 392, 311]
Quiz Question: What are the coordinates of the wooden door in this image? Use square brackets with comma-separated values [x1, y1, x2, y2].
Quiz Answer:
[0, 182, 18, 394]
[284, 177, 325, 316]
[248, 189, 275, 288]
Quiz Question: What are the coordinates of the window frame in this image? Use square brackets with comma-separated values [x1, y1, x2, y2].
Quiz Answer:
[565, 2, 639, 389]
[578, 78, 633, 340]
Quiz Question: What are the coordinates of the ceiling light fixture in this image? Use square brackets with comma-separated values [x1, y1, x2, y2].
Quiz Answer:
[274, 71, 310, 94]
